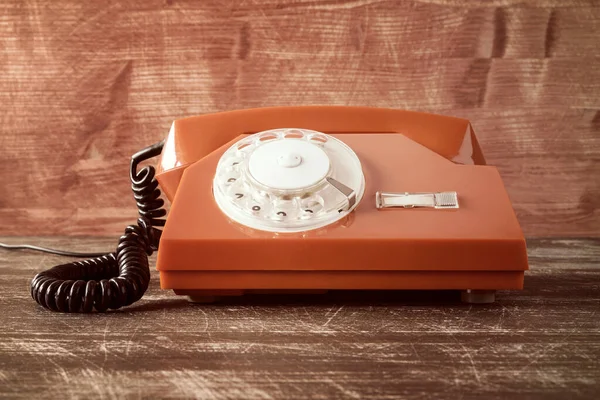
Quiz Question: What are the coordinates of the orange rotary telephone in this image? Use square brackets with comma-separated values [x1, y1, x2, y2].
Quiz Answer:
[28, 106, 528, 312]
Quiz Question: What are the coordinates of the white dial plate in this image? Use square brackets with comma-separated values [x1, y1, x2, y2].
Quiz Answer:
[248, 139, 330, 190]
[212, 128, 365, 233]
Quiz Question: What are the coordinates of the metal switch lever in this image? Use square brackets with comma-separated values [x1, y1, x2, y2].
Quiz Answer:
[327, 177, 357, 210]
[376, 191, 459, 209]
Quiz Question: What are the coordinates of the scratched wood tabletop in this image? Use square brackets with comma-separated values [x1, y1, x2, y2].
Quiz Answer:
[0, 0, 599, 237]
[0, 237, 598, 399]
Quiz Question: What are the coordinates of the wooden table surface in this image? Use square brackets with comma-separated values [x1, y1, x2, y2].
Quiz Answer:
[1, 236, 598, 399]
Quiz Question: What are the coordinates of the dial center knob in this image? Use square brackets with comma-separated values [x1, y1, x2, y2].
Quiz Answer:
[277, 152, 302, 168]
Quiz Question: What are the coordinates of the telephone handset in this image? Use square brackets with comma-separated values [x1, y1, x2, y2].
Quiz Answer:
[30, 106, 528, 312]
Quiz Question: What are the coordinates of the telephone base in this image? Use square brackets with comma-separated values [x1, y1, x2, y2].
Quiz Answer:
[155, 108, 529, 303]
[187, 295, 218, 304]
[165, 271, 522, 303]
[460, 290, 496, 304]
[183, 289, 330, 304]
[179, 289, 498, 304]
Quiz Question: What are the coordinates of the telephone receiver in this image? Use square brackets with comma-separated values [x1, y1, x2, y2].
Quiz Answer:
[30, 106, 528, 312]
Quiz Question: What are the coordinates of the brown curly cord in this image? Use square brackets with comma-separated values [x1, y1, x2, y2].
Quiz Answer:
[30, 141, 165, 312]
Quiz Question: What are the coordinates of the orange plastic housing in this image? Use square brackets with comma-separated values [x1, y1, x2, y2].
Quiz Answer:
[155, 107, 528, 296]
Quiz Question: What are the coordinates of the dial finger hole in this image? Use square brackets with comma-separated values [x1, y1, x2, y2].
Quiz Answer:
[259, 133, 278, 142]
[300, 196, 324, 214]
[221, 170, 241, 186]
[309, 133, 328, 144]
[284, 129, 305, 139]
[270, 198, 299, 221]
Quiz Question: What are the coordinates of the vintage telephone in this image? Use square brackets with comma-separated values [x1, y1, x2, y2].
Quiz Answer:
[21, 106, 528, 312]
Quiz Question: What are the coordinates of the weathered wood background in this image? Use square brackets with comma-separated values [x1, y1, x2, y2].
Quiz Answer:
[0, 0, 598, 237]
[1, 237, 599, 399]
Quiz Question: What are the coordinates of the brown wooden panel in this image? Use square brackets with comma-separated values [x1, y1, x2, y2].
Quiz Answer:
[0, 237, 599, 398]
[0, 0, 598, 236]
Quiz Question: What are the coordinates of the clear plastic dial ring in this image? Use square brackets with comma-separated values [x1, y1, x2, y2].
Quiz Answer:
[212, 128, 365, 233]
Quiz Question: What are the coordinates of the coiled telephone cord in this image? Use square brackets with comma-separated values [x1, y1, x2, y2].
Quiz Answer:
[28, 141, 166, 312]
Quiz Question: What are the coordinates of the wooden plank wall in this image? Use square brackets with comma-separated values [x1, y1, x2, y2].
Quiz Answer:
[0, 0, 598, 237]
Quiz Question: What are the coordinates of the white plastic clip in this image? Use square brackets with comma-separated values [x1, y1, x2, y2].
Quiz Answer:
[376, 191, 459, 209]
